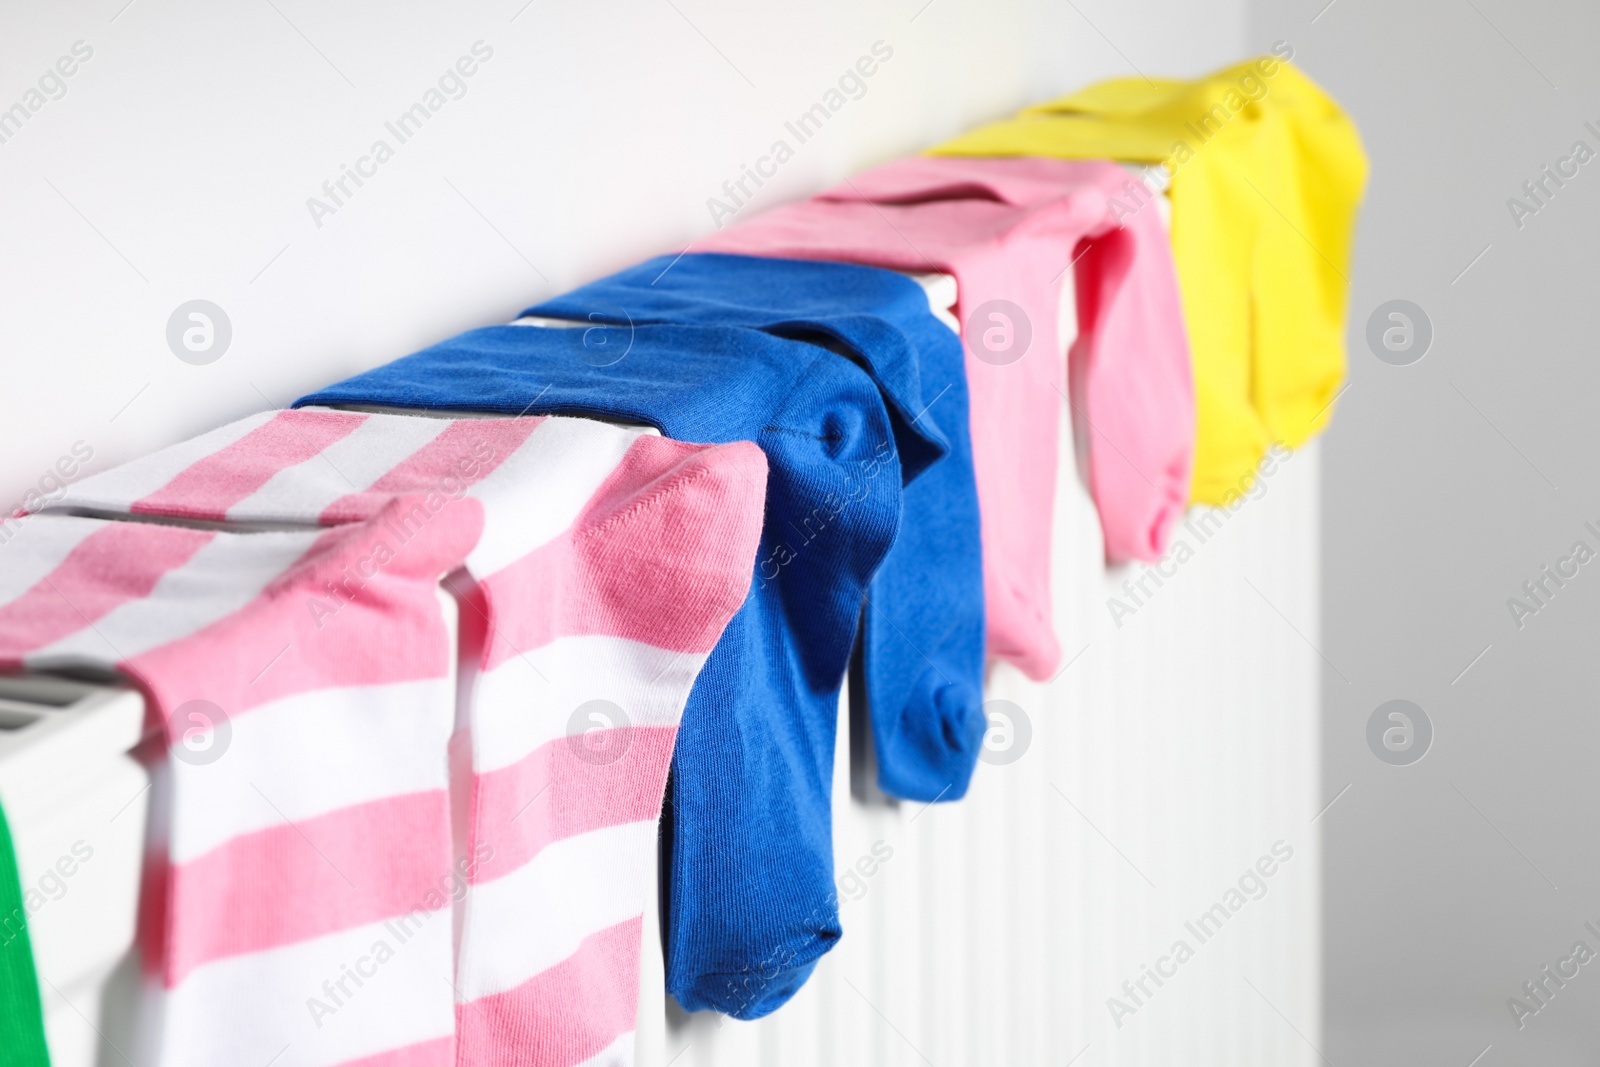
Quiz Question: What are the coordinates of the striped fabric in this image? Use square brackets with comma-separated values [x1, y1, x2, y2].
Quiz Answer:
[20, 410, 768, 1067]
[0, 508, 471, 1067]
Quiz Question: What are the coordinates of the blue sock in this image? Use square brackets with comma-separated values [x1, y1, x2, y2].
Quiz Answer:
[297, 320, 957, 1018]
[527, 253, 987, 804]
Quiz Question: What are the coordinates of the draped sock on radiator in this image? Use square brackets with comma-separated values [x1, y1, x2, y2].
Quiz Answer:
[0, 506, 476, 1067]
[43, 410, 768, 1065]
[524, 254, 987, 804]
[932, 56, 1366, 503]
[697, 160, 1195, 596]
[298, 322, 941, 1019]
[0, 796, 51, 1067]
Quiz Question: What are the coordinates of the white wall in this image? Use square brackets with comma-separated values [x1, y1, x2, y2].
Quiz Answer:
[0, 0, 1249, 507]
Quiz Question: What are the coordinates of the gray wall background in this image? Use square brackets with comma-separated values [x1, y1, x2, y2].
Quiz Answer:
[1249, 0, 1600, 1062]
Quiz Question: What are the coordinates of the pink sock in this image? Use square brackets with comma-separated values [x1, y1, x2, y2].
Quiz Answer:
[0, 503, 478, 1066]
[36, 409, 768, 1065]
[699, 155, 1193, 679]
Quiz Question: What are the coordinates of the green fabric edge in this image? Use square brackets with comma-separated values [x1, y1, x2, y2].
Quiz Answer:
[0, 795, 51, 1067]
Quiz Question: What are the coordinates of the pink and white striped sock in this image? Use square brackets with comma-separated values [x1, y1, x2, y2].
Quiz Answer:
[0, 502, 478, 1066]
[45, 408, 768, 1066]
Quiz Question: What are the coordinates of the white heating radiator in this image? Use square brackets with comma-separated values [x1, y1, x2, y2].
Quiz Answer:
[7, 244, 1321, 1067]
[628, 176, 1323, 1067]
[635, 433, 1323, 1067]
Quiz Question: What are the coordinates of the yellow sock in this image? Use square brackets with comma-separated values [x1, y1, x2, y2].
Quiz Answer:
[933, 55, 1367, 503]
